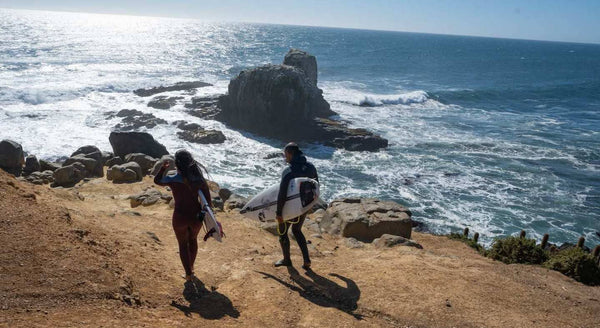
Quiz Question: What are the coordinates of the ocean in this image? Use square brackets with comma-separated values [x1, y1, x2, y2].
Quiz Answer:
[1, 9, 599, 246]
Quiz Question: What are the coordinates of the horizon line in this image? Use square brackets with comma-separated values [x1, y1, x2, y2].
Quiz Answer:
[2, 6, 599, 46]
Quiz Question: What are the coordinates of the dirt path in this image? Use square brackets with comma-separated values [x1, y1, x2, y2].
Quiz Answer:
[1, 171, 599, 327]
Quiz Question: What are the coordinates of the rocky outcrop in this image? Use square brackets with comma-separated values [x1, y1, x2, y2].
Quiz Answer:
[283, 49, 318, 86]
[133, 81, 212, 97]
[184, 95, 222, 120]
[147, 96, 183, 109]
[0, 139, 24, 176]
[213, 50, 388, 152]
[217, 64, 334, 139]
[124, 153, 157, 176]
[373, 234, 422, 249]
[52, 162, 86, 187]
[109, 132, 169, 159]
[107, 162, 143, 183]
[108, 109, 167, 131]
[23, 155, 41, 176]
[128, 188, 172, 208]
[319, 198, 412, 243]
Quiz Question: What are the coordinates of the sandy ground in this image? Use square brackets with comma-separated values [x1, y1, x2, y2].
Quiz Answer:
[1, 170, 599, 328]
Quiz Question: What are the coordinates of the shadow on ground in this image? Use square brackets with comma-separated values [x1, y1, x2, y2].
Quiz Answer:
[170, 277, 240, 320]
[258, 267, 362, 319]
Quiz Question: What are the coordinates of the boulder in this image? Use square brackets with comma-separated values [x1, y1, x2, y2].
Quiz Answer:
[63, 155, 98, 178]
[124, 153, 157, 176]
[344, 237, 365, 249]
[39, 159, 61, 172]
[0, 139, 25, 176]
[107, 162, 143, 183]
[52, 162, 86, 187]
[109, 131, 169, 159]
[105, 156, 124, 167]
[212, 197, 224, 211]
[319, 198, 412, 243]
[133, 81, 212, 97]
[218, 188, 232, 202]
[21, 170, 54, 185]
[177, 129, 226, 144]
[147, 96, 183, 109]
[373, 234, 422, 249]
[71, 145, 101, 157]
[283, 49, 318, 86]
[128, 188, 172, 208]
[23, 155, 41, 176]
[224, 194, 248, 211]
[150, 155, 175, 176]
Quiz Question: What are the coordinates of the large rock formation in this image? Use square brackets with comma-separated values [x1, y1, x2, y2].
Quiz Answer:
[319, 198, 412, 243]
[109, 132, 169, 159]
[0, 140, 25, 176]
[212, 50, 388, 152]
[217, 64, 334, 138]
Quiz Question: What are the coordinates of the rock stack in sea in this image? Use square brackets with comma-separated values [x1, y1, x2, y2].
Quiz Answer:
[214, 49, 388, 152]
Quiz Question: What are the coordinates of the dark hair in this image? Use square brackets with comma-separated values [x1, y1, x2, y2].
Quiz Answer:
[284, 142, 301, 156]
[174, 149, 205, 183]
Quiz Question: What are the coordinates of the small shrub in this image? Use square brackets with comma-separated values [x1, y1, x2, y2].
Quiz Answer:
[486, 236, 548, 265]
[544, 248, 600, 286]
[447, 232, 485, 253]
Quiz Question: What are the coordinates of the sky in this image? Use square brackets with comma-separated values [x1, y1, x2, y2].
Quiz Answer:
[1, 0, 599, 44]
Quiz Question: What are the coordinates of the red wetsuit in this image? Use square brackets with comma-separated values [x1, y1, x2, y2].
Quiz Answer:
[154, 166, 212, 276]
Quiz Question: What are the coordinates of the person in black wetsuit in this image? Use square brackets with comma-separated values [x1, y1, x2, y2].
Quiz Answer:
[275, 142, 318, 270]
[154, 150, 212, 281]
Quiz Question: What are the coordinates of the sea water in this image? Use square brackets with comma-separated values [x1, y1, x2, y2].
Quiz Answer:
[1, 9, 599, 246]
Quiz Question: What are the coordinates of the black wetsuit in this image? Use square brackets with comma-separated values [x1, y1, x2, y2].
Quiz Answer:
[276, 152, 318, 265]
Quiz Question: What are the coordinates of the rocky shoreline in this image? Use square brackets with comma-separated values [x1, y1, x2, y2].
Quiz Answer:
[0, 135, 415, 247]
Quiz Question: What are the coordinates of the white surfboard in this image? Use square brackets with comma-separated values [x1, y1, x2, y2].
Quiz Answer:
[240, 177, 320, 222]
[198, 191, 223, 242]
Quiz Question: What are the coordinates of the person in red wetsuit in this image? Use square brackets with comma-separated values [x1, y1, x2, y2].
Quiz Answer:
[154, 150, 212, 281]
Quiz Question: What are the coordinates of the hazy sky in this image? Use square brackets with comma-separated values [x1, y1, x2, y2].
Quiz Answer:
[1, 0, 599, 44]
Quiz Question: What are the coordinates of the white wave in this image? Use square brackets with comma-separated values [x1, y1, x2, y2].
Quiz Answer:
[356, 90, 430, 107]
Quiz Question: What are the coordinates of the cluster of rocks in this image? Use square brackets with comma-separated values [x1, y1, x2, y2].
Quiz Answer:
[107, 109, 167, 131]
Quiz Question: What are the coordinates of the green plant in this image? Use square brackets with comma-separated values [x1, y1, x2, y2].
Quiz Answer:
[486, 236, 548, 265]
[447, 232, 485, 254]
[544, 247, 600, 286]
